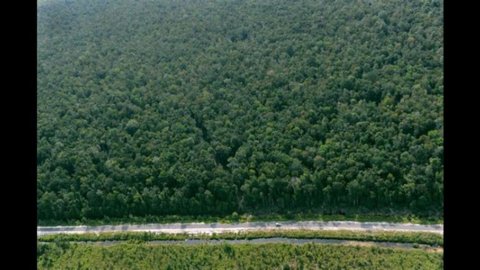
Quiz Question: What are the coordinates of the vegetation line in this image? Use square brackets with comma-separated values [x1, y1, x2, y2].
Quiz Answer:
[38, 239, 443, 253]
[38, 230, 443, 247]
[38, 213, 443, 226]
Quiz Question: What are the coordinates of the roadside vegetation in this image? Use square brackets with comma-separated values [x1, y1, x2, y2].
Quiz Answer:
[39, 229, 443, 246]
[38, 212, 443, 226]
[37, 242, 443, 269]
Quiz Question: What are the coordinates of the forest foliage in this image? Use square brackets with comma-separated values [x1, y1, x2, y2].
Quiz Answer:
[37, 0, 443, 222]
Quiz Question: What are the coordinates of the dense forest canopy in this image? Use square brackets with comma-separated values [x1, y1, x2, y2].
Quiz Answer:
[37, 0, 443, 222]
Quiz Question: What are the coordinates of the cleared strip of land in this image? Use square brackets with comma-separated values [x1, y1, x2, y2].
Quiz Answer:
[37, 221, 443, 236]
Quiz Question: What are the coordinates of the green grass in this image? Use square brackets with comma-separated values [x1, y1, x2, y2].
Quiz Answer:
[38, 212, 443, 226]
[38, 230, 443, 247]
[37, 242, 443, 269]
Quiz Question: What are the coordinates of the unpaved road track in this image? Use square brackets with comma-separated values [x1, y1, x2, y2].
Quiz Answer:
[37, 221, 443, 236]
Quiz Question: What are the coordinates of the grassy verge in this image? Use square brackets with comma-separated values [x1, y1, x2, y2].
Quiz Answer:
[37, 241, 443, 269]
[38, 212, 443, 226]
[38, 230, 443, 246]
